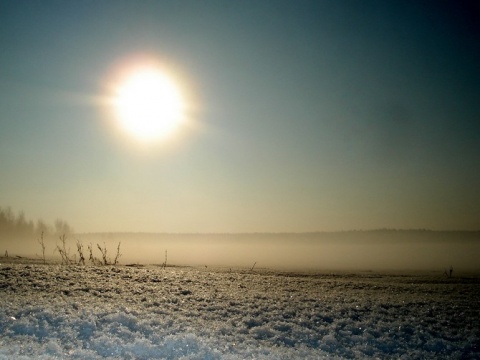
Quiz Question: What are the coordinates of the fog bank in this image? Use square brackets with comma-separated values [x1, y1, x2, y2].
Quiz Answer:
[77, 231, 479, 271]
[2, 230, 479, 271]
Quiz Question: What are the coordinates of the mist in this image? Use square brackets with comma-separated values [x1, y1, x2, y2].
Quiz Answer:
[4, 230, 478, 272]
[83, 231, 480, 271]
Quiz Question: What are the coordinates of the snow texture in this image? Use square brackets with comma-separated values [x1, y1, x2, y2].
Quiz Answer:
[1, 262, 479, 359]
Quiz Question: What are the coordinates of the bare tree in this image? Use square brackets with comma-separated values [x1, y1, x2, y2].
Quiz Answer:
[113, 242, 122, 265]
[444, 266, 454, 278]
[54, 219, 73, 237]
[87, 243, 99, 265]
[35, 219, 51, 237]
[55, 234, 72, 265]
[162, 250, 168, 269]
[76, 240, 85, 265]
[36, 231, 46, 264]
[97, 243, 109, 265]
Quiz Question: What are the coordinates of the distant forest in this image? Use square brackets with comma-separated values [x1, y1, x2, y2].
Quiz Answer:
[0, 206, 73, 241]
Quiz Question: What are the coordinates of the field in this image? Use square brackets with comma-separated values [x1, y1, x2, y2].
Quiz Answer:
[1, 257, 479, 359]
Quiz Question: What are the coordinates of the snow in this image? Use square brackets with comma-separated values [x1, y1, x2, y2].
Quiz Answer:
[1, 261, 479, 359]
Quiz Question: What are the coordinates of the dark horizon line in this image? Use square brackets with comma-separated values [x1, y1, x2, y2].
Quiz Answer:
[76, 228, 480, 236]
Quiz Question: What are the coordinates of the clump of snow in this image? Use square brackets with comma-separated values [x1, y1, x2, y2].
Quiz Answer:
[0, 263, 479, 359]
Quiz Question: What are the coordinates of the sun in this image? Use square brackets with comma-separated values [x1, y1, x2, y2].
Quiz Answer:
[112, 66, 185, 142]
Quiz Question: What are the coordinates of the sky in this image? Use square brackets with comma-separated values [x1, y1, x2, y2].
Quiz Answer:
[1, 0, 479, 234]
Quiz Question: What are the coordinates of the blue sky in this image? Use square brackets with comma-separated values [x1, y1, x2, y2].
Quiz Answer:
[1, 1, 479, 232]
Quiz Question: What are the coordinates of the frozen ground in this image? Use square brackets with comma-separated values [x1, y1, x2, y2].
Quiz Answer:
[1, 259, 479, 359]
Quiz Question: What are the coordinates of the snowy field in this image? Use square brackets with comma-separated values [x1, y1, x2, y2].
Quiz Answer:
[1, 259, 479, 359]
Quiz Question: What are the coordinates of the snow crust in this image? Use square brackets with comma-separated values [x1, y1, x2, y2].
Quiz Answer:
[1, 262, 479, 359]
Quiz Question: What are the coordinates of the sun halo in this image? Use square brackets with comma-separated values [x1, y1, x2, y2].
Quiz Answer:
[111, 66, 186, 143]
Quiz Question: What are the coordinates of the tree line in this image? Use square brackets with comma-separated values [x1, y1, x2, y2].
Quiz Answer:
[0, 206, 73, 240]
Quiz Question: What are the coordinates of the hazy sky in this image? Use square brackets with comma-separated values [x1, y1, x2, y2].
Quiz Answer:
[1, 1, 479, 233]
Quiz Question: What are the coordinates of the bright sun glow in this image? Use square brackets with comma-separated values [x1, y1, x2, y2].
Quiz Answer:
[113, 68, 185, 142]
